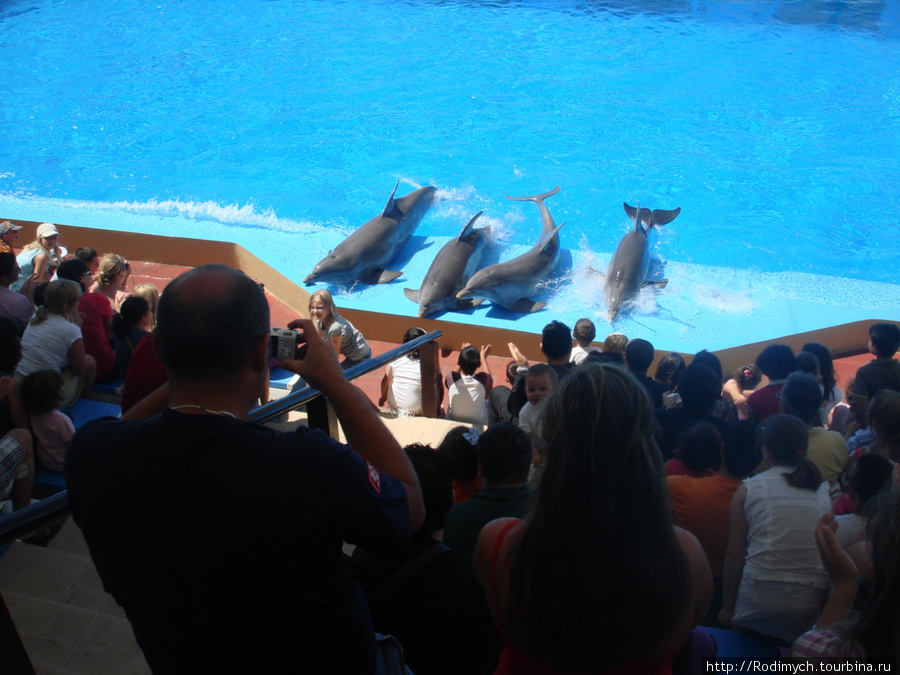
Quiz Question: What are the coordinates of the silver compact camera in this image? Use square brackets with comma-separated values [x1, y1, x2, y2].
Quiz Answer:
[268, 328, 300, 361]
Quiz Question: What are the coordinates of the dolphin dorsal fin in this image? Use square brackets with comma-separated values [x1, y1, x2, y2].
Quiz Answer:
[538, 223, 564, 252]
[457, 211, 484, 241]
[381, 181, 402, 219]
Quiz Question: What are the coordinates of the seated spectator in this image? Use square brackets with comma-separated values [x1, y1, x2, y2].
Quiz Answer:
[21, 369, 74, 473]
[848, 322, 900, 431]
[745, 344, 797, 423]
[665, 422, 721, 478]
[80, 253, 131, 381]
[667, 420, 760, 586]
[488, 360, 518, 425]
[445, 343, 492, 425]
[517, 363, 556, 440]
[65, 264, 425, 673]
[55, 258, 93, 291]
[655, 363, 733, 461]
[380, 327, 428, 418]
[74, 247, 99, 275]
[0, 220, 22, 255]
[655, 351, 685, 409]
[569, 317, 601, 364]
[15, 280, 96, 407]
[625, 338, 668, 408]
[506, 321, 575, 417]
[693, 349, 739, 422]
[307, 289, 371, 370]
[795, 351, 821, 381]
[473, 364, 712, 674]
[0, 252, 34, 336]
[132, 283, 159, 330]
[352, 444, 503, 675]
[780, 371, 849, 483]
[802, 342, 842, 426]
[585, 331, 628, 366]
[444, 422, 532, 551]
[12, 223, 63, 292]
[0, 318, 34, 513]
[857, 389, 900, 463]
[720, 415, 831, 643]
[833, 454, 892, 549]
[113, 296, 152, 379]
[435, 425, 482, 504]
[723, 363, 762, 415]
[120, 333, 167, 414]
[791, 488, 900, 661]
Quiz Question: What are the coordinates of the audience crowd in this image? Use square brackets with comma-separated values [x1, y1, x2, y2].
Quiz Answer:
[0, 220, 898, 671]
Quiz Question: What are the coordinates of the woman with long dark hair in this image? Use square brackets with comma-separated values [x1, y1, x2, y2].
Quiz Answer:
[473, 364, 711, 673]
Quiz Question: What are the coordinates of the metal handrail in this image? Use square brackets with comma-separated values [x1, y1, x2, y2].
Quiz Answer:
[249, 329, 442, 424]
[0, 329, 443, 547]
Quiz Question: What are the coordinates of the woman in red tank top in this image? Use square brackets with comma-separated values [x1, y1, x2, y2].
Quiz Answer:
[473, 364, 713, 675]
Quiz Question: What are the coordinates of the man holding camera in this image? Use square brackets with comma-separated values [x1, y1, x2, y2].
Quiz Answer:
[66, 264, 424, 674]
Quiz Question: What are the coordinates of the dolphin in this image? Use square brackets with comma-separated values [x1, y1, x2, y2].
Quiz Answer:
[604, 201, 681, 322]
[403, 211, 491, 318]
[303, 182, 437, 286]
[456, 186, 563, 314]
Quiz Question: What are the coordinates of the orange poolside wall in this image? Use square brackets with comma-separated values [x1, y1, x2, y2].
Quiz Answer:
[7, 218, 894, 374]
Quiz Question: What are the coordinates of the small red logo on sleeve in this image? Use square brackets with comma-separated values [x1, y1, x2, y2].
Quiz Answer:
[366, 461, 382, 494]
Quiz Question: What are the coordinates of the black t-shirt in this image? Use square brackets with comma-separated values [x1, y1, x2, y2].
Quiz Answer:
[66, 410, 411, 674]
[352, 538, 503, 675]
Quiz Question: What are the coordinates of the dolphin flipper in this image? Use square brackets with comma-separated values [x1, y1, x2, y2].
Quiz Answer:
[362, 269, 403, 284]
[507, 298, 546, 314]
[643, 279, 669, 288]
[456, 298, 485, 310]
[403, 288, 419, 302]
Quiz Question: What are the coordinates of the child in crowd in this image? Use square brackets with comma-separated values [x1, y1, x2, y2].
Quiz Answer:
[74, 247, 100, 275]
[723, 363, 762, 415]
[445, 343, 493, 425]
[802, 342, 842, 425]
[569, 318, 602, 364]
[379, 327, 428, 418]
[665, 422, 721, 478]
[15, 279, 96, 407]
[517, 363, 557, 439]
[21, 369, 75, 473]
[133, 283, 159, 330]
[744, 344, 797, 423]
[435, 425, 482, 504]
[112, 296, 152, 379]
[832, 453, 893, 548]
[488, 360, 518, 425]
[307, 289, 371, 370]
[584, 331, 628, 365]
[655, 352, 685, 408]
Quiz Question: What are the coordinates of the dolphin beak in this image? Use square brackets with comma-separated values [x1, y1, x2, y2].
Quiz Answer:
[607, 308, 618, 322]
[456, 289, 471, 299]
[303, 274, 316, 285]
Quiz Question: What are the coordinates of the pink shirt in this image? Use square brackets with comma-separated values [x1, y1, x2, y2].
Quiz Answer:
[32, 410, 75, 473]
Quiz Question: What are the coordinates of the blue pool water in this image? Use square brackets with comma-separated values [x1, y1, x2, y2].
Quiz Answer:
[1, 0, 899, 352]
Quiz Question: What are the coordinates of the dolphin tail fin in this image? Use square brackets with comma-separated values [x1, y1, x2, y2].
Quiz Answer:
[381, 181, 402, 219]
[504, 186, 560, 203]
[457, 211, 484, 240]
[507, 298, 546, 314]
[649, 207, 681, 227]
[403, 288, 419, 302]
[624, 202, 681, 228]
